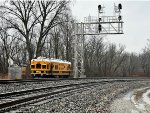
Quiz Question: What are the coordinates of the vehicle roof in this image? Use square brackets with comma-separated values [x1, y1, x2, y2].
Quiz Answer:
[31, 57, 71, 65]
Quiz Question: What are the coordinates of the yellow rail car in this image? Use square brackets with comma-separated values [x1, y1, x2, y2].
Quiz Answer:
[31, 57, 71, 78]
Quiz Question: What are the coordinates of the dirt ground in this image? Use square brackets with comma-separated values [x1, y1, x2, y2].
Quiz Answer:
[0, 73, 9, 80]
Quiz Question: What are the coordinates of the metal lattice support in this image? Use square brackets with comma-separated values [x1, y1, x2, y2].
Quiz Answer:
[73, 23, 85, 78]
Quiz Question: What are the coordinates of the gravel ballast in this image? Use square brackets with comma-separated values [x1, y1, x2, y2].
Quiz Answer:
[10, 80, 150, 113]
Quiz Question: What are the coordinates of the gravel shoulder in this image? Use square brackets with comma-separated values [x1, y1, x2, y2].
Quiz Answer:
[110, 86, 150, 113]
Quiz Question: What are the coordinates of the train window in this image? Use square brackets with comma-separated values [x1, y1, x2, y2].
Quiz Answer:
[59, 64, 64, 70]
[67, 65, 70, 70]
[50, 64, 54, 70]
[42, 65, 46, 69]
[55, 65, 58, 70]
[31, 65, 35, 69]
[47, 64, 49, 69]
[36, 64, 41, 69]
[61, 65, 64, 69]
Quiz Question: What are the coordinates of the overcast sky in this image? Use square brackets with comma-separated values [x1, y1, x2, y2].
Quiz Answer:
[71, 0, 150, 53]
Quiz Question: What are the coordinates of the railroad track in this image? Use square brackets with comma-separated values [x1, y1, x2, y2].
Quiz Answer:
[0, 78, 148, 95]
[1, 77, 150, 84]
[0, 77, 105, 84]
[0, 78, 70, 84]
[0, 79, 131, 112]
[0, 79, 148, 112]
[0, 80, 112, 112]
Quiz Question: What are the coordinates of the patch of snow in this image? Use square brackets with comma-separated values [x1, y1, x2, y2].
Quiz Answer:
[130, 110, 140, 113]
[131, 95, 137, 105]
[110, 86, 150, 113]
[142, 89, 150, 105]
[32, 56, 71, 64]
[131, 94, 146, 110]
[123, 91, 133, 100]
[135, 104, 145, 110]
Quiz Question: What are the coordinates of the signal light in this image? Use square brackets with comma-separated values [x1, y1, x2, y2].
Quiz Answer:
[118, 3, 122, 11]
[98, 24, 102, 33]
[98, 5, 101, 12]
[99, 18, 101, 22]
[118, 15, 122, 21]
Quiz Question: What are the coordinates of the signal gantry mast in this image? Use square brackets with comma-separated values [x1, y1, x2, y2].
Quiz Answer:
[73, 3, 124, 78]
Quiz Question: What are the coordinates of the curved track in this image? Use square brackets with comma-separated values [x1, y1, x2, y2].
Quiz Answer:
[0, 78, 149, 112]
[0, 80, 109, 112]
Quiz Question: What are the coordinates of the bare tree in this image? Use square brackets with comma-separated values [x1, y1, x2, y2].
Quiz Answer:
[59, 9, 75, 61]
[140, 41, 150, 75]
[84, 37, 105, 76]
[32, 1, 69, 57]
[0, 0, 69, 61]
[50, 27, 61, 59]
[0, 0, 36, 61]
[84, 37, 128, 77]
[0, 29, 10, 73]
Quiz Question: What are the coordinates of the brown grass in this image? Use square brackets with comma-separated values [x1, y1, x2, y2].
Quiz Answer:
[0, 73, 9, 80]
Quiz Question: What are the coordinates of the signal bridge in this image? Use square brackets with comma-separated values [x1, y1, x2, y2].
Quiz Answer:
[73, 3, 124, 78]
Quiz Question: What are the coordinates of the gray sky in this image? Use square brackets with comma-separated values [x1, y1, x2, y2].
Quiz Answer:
[71, 0, 150, 53]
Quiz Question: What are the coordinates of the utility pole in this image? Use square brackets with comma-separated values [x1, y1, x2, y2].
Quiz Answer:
[73, 3, 124, 78]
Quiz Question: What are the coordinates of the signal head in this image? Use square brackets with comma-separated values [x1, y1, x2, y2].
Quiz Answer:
[118, 15, 122, 21]
[99, 18, 101, 22]
[98, 24, 102, 32]
[98, 5, 101, 12]
[118, 3, 122, 11]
